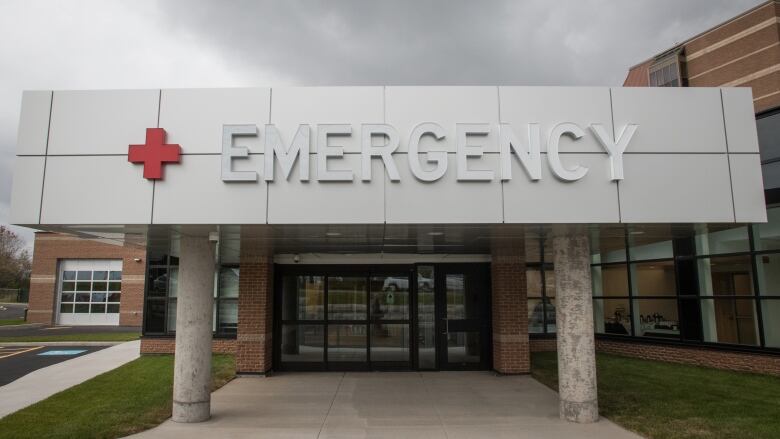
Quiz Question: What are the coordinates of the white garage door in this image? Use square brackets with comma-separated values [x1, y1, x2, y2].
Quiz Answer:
[57, 260, 123, 326]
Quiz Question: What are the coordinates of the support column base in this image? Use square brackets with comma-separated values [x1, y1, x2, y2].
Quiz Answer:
[172, 400, 210, 423]
[560, 399, 599, 423]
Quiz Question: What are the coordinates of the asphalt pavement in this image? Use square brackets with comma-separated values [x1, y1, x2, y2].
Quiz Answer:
[0, 324, 140, 337]
[0, 303, 27, 320]
[0, 345, 108, 386]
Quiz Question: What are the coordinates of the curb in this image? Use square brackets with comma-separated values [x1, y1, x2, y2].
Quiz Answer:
[0, 341, 125, 347]
[0, 323, 43, 330]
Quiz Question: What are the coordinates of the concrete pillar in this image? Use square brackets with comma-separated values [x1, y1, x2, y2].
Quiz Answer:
[172, 235, 215, 423]
[552, 226, 598, 423]
[491, 236, 529, 374]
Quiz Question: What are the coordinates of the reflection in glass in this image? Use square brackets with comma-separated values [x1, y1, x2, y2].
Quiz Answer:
[633, 299, 679, 337]
[527, 269, 542, 298]
[167, 300, 177, 331]
[755, 254, 780, 296]
[701, 298, 758, 345]
[218, 300, 238, 334]
[753, 207, 780, 251]
[447, 274, 477, 319]
[282, 275, 324, 321]
[630, 260, 676, 296]
[628, 228, 673, 261]
[77, 271, 91, 281]
[698, 256, 754, 296]
[328, 324, 366, 362]
[370, 323, 409, 362]
[281, 324, 324, 362]
[761, 299, 780, 347]
[93, 271, 108, 281]
[370, 275, 409, 320]
[328, 276, 367, 320]
[74, 304, 89, 313]
[447, 331, 480, 364]
[593, 298, 631, 335]
[60, 303, 73, 313]
[590, 228, 627, 263]
[695, 225, 749, 255]
[219, 267, 239, 298]
[592, 265, 629, 296]
[63, 271, 76, 281]
[168, 267, 178, 298]
[528, 298, 545, 333]
[417, 266, 436, 369]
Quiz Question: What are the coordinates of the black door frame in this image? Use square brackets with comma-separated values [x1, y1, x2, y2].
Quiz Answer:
[273, 262, 491, 371]
[433, 263, 492, 371]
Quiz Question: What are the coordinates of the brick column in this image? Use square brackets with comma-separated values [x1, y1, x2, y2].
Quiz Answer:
[236, 244, 274, 374]
[491, 237, 529, 374]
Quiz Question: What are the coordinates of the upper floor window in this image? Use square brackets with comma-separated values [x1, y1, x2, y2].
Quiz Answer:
[649, 51, 684, 87]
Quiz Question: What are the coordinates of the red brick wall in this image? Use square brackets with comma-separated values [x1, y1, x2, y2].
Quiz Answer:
[140, 337, 237, 354]
[529, 337, 780, 376]
[235, 248, 274, 374]
[28, 232, 146, 326]
[491, 240, 529, 374]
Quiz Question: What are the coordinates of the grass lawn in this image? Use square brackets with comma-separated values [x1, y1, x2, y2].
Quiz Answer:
[0, 354, 235, 439]
[0, 318, 25, 326]
[0, 332, 140, 343]
[532, 351, 780, 439]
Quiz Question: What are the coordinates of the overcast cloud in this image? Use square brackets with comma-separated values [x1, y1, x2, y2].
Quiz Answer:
[0, 0, 764, 251]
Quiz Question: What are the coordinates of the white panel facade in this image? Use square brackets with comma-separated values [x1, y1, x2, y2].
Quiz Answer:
[48, 90, 159, 155]
[503, 154, 620, 223]
[8, 86, 767, 227]
[267, 154, 384, 224]
[619, 154, 734, 222]
[159, 88, 271, 154]
[729, 154, 767, 222]
[611, 87, 727, 153]
[16, 90, 52, 156]
[271, 87, 383, 153]
[385, 153, 503, 223]
[499, 87, 612, 153]
[153, 154, 267, 224]
[721, 88, 761, 153]
[9, 156, 45, 224]
[386, 86, 499, 152]
[41, 156, 153, 224]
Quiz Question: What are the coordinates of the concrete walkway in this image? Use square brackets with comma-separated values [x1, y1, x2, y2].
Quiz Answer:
[0, 339, 140, 419]
[132, 371, 642, 439]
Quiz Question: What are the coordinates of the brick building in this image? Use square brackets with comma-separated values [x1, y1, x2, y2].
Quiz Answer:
[523, 0, 780, 376]
[12, 5, 776, 423]
[27, 232, 145, 327]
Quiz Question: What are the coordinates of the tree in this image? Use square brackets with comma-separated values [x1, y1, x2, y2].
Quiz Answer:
[0, 226, 32, 291]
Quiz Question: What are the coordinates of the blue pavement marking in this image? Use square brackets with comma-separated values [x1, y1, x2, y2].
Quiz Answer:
[37, 349, 87, 356]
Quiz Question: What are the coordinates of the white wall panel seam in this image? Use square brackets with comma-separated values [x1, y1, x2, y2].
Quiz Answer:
[266, 87, 272, 225]
[37, 91, 54, 224]
[497, 85, 506, 224]
[150, 89, 161, 224]
[720, 90, 738, 222]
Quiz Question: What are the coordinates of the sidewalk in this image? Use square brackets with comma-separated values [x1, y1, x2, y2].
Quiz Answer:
[0, 339, 140, 419]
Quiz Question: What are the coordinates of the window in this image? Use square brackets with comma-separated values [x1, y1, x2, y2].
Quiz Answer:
[58, 260, 122, 325]
[648, 52, 684, 87]
[527, 234, 555, 334]
[589, 226, 680, 338]
[143, 246, 239, 337]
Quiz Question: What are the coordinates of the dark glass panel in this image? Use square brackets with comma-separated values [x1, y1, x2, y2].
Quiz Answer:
[281, 324, 324, 362]
[370, 323, 409, 362]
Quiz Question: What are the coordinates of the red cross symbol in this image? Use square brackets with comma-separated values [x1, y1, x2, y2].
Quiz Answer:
[128, 128, 181, 180]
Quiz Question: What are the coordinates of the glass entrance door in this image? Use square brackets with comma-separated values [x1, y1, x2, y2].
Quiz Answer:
[436, 264, 491, 370]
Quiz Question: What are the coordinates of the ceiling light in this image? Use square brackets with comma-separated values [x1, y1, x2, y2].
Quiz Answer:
[326, 232, 341, 237]
[427, 232, 444, 236]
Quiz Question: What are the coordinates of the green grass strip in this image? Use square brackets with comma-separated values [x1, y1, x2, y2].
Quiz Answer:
[0, 354, 235, 439]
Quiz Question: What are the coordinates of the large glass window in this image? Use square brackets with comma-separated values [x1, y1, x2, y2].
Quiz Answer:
[143, 241, 240, 337]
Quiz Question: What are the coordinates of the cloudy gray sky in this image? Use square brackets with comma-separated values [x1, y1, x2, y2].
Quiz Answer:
[0, 0, 764, 250]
